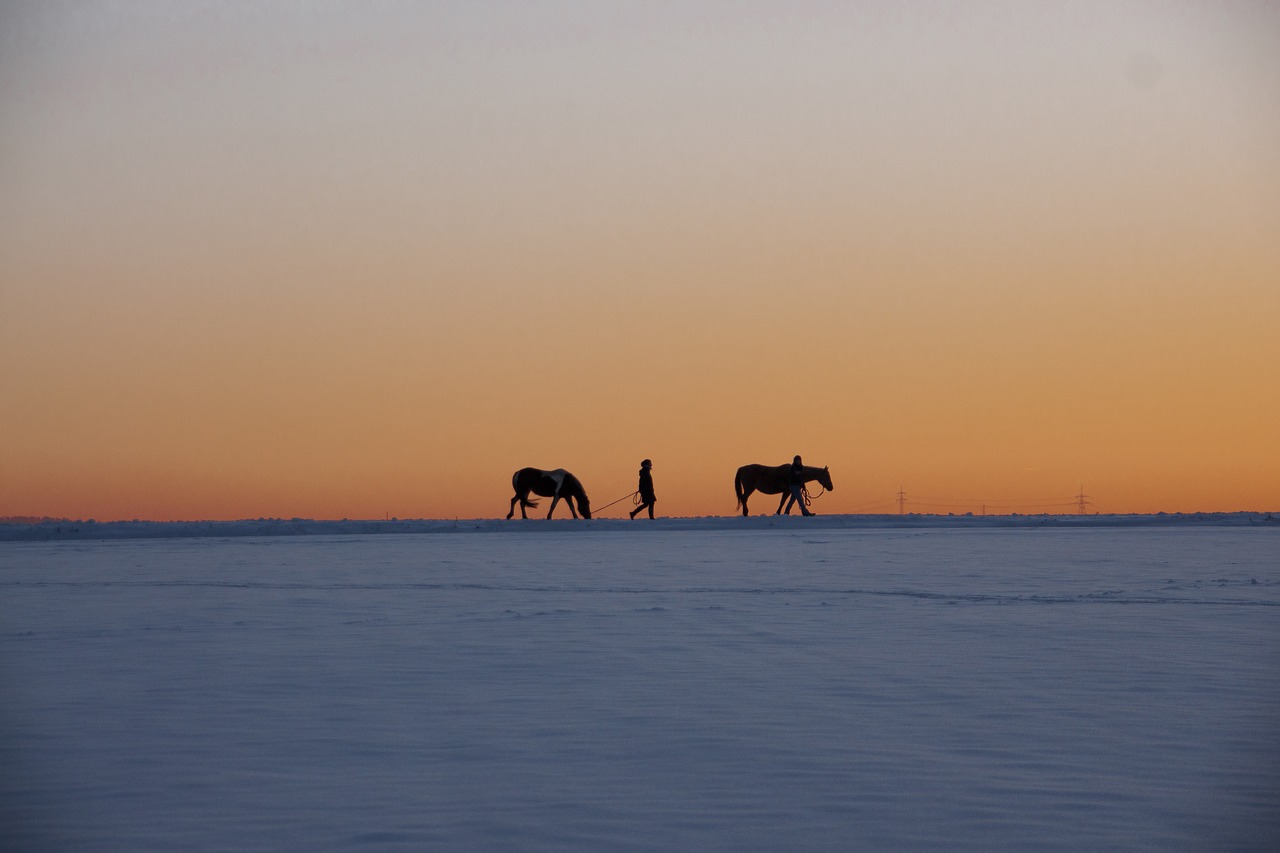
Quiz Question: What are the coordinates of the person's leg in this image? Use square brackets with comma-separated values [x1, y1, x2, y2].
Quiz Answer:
[797, 484, 814, 516]
[786, 484, 803, 515]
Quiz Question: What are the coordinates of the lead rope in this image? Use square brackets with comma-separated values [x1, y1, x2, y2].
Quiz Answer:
[593, 491, 640, 514]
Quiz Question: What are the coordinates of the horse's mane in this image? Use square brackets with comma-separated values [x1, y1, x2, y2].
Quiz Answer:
[562, 471, 585, 495]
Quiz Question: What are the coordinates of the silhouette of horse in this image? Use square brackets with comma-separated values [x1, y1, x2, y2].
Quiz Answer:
[507, 467, 593, 520]
[734, 464, 834, 516]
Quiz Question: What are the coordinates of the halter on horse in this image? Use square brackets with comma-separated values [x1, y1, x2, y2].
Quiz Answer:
[734, 464, 834, 516]
[507, 467, 593, 520]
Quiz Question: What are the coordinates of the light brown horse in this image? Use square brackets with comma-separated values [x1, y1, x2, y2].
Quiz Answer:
[734, 464, 833, 516]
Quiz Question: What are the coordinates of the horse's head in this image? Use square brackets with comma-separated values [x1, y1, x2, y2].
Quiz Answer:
[818, 466, 834, 491]
[566, 473, 591, 519]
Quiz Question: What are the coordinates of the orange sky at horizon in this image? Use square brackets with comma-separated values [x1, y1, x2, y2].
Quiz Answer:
[3, 2, 1279, 521]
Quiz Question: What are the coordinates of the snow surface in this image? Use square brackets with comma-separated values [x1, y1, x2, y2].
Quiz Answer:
[2, 522, 1278, 851]
[2, 511, 1278, 542]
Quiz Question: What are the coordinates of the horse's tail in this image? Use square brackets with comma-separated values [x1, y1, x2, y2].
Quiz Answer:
[734, 468, 746, 511]
[521, 497, 540, 509]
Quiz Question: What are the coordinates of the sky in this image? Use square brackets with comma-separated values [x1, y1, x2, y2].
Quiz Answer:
[3, 1, 1278, 521]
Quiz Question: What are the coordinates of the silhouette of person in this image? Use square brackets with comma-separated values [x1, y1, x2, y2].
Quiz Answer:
[784, 454, 814, 516]
[630, 459, 656, 519]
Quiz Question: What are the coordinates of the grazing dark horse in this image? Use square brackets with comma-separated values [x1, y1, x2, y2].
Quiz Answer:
[507, 467, 593, 520]
[734, 464, 834, 516]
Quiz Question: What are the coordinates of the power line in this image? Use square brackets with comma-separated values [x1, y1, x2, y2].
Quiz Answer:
[889, 489, 1096, 514]
[845, 488, 1099, 516]
[911, 493, 1080, 504]
[909, 503, 1077, 509]
[844, 499, 900, 514]
[911, 499, 1080, 504]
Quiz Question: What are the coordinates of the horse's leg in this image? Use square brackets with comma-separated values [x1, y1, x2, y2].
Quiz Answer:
[507, 494, 519, 520]
[566, 497, 579, 519]
[741, 488, 752, 517]
[547, 494, 561, 519]
[516, 488, 533, 519]
[777, 492, 789, 515]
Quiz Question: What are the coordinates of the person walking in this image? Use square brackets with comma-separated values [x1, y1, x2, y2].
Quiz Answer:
[630, 459, 657, 519]
[784, 454, 815, 516]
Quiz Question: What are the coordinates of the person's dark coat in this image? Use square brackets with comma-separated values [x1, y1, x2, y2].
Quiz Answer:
[638, 466, 656, 503]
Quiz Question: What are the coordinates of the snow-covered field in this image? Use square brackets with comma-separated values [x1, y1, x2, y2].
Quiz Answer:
[3, 521, 1278, 851]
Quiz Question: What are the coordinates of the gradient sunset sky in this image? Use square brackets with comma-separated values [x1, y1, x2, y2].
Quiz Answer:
[3, 1, 1278, 520]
